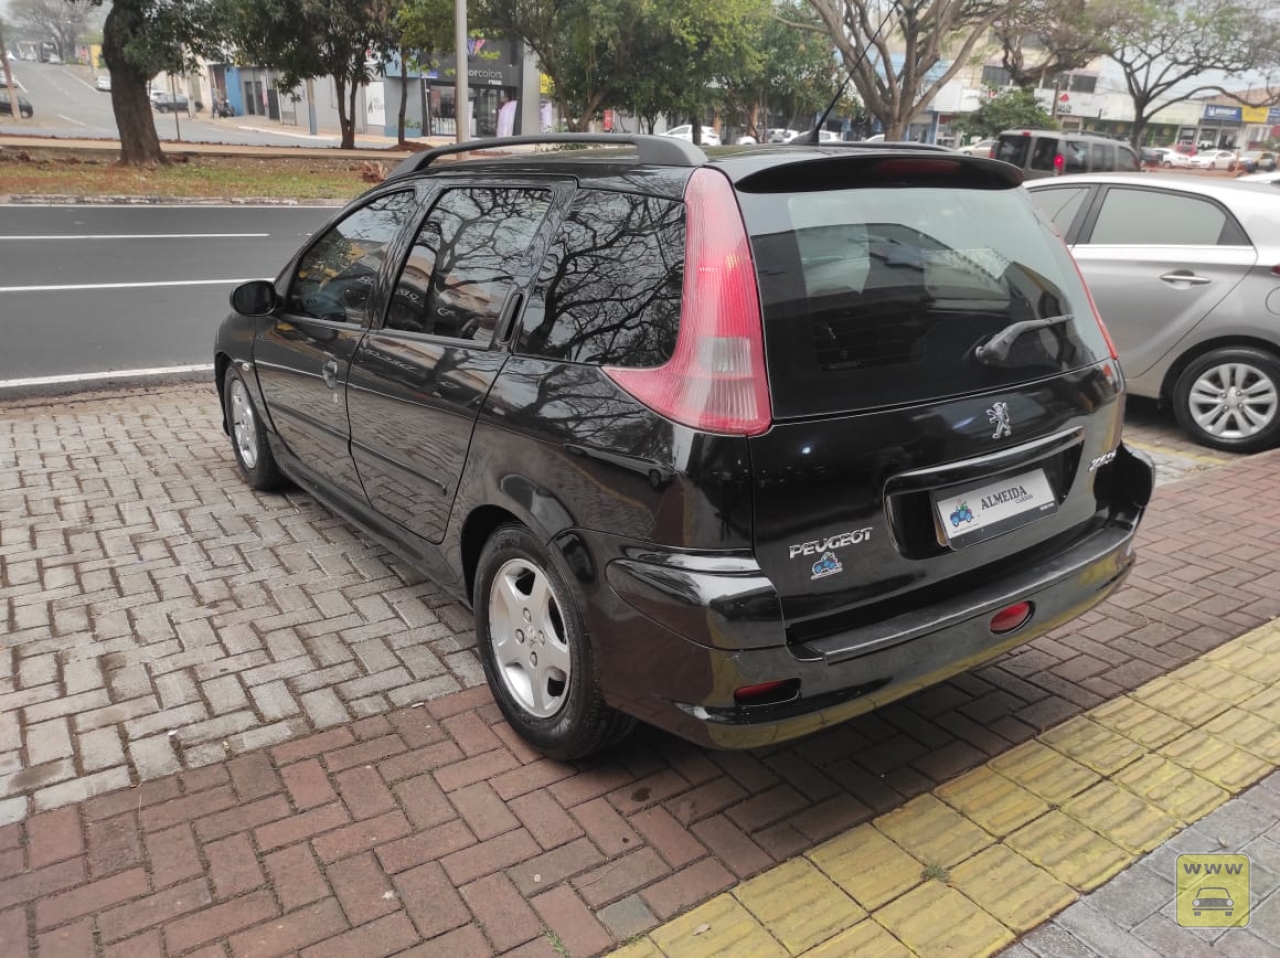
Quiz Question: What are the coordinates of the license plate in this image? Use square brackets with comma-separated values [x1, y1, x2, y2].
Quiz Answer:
[934, 469, 1057, 546]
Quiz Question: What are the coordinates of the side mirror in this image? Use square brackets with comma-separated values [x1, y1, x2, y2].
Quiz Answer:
[231, 280, 280, 317]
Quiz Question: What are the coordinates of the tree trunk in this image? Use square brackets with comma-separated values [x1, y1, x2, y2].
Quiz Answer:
[885, 121, 906, 140]
[102, 1, 164, 165]
[690, 113, 701, 145]
[348, 76, 360, 150]
[397, 48, 410, 147]
[334, 76, 353, 149]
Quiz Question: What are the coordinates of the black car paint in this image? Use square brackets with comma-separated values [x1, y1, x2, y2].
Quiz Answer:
[215, 145, 1153, 749]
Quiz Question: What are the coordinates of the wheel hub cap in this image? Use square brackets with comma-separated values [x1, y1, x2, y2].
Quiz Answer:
[488, 558, 571, 718]
[1189, 362, 1277, 440]
[228, 378, 259, 469]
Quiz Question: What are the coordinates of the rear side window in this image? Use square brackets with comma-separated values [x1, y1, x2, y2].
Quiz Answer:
[1091, 142, 1114, 170]
[1030, 138, 1058, 172]
[1030, 186, 1090, 237]
[1087, 188, 1234, 246]
[517, 190, 685, 367]
[995, 135, 1030, 167]
[1062, 140, 1088, 174]
[1117, 146, 1140, 172]
[740, 180, 1111, 417]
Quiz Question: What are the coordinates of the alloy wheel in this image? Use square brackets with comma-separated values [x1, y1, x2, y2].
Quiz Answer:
[487, 557, 572, 718]
[228, 377, 260, 469]
[1188, 362, 1278, 440]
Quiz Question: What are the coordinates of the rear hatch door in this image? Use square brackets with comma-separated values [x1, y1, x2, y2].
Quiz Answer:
[735, 153, 1124, 638]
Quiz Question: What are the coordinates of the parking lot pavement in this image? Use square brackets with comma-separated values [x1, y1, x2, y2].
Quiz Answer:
[3, 382, 1280, 955]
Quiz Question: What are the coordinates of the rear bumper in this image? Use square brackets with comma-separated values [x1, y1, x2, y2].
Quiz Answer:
[593, 445, 1152, 750]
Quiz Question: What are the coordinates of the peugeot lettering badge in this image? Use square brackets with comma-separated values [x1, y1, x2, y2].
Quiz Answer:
[988, 401, 1012, 439]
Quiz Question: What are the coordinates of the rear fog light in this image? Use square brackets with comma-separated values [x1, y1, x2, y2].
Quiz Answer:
[990, 602, 1033, 635]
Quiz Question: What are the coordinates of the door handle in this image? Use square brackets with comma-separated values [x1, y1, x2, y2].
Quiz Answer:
[1159, 272, 1212, 286]
[321, 358, 340, 389]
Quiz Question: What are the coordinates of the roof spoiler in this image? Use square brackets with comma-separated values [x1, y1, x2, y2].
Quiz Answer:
[386, 133, 707, 180]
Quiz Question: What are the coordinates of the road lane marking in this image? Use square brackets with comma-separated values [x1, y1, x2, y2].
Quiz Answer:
[0, 278, 262, 293]
[0, 364, 215, 390]
[57, 113, 87, 127]
[0, 233, 270, 240]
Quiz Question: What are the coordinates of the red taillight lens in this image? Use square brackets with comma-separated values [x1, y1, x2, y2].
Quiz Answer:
[1272, 264, 1280, 276]
[990, 602, 1033, 634]
[603, 168, 772, 436]
[1053, 153, 1065, 174]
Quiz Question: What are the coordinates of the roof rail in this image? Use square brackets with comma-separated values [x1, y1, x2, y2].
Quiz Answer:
[387, 134, 708, 180]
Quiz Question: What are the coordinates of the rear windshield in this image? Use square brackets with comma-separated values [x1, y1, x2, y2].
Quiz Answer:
[741, 184, 1111, 418]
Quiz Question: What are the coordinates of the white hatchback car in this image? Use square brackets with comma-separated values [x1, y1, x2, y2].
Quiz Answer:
[660, 125, 721, 147]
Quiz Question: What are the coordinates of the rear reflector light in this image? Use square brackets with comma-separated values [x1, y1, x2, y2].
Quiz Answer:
[734, 679, 799, 706]
[990, 602, 1033, 634]
[603, 167, 772, 436]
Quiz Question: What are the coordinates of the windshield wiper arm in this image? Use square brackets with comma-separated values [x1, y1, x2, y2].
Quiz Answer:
[974, 314, 1074, 365]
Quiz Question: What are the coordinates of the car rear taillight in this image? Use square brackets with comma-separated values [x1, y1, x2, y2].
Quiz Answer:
[603, 168, 772, 436]
[1053, 153, 1065, 175]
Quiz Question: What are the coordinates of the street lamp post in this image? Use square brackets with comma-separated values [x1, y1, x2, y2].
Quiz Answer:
[455, 0, 468, 143]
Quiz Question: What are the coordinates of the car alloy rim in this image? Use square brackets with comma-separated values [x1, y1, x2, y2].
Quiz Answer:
[488, 557, 571, 719]
[228, 378, 259, 469]
[1189, 362, 1278, 439]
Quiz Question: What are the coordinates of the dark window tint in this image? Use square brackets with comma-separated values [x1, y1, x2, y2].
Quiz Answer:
[1089, 189, 1231, 245]
[1091, 142, 1114, 170]
[1062, 140, 1088, 173]
[1116, 146, 1140, 172]
[740, 184, 1110, 417]
[1030, 186, 1090, 236]
[517, 190, 685, 367]
[1030, 137, 1058, 171]
[288, 192, 415, 323]
[995, 135, 1031, 167]
[386, 188, 551, 342]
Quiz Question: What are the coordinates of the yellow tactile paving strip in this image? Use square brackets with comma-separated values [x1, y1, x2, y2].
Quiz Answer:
[611, 620, 1280, 958]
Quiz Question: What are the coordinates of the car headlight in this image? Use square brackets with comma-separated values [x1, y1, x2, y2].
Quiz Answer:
[1227, 899, 1234, 907]
[1193, 899, 1200, 906]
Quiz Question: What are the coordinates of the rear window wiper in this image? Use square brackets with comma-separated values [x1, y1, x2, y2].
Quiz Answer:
[974, 314, 1073, 364]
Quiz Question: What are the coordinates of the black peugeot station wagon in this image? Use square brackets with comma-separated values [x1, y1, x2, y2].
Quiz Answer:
[214, 134, 1154, 759]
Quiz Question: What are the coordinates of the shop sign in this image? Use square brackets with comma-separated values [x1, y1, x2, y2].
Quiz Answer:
[1202, 104, 1242, 121]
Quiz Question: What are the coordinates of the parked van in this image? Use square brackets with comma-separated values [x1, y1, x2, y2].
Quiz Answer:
[994, 130, 1141, 180]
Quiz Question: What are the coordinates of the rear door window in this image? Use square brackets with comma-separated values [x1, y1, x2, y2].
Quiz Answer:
[1030, 137, 1058, 171]
[385, 187, 551, 343]
[1029, 186, 1091, 237]
[1062, 140, 1088, 173]
[1091, 142, 1114, 171]
[516, 190, 685, 367]
[1086, 188, 1237, 246]
[740, 173, 1110, 417]
[1117, 146, 1140, 172]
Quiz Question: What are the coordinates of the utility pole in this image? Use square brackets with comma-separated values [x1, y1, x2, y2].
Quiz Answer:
[454, 0, 468, 143]
[0, 18, 23, 125]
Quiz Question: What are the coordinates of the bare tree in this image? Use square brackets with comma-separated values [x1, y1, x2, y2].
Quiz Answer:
[10, 0, 88, 63]
[1103, 0, 1280, 147]
[797, 0, 1003, 140]
[993, 0, 1119, 89]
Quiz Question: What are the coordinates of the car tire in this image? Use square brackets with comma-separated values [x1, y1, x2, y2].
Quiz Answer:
[474, 523, 635, 760]
[1162, 160, 1172, 168]
[1173, 347, 1280, 453]
[222, 366, 286, 491]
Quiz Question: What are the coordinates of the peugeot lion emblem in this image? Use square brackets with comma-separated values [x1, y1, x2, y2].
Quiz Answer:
[988, 401, 1012, 439]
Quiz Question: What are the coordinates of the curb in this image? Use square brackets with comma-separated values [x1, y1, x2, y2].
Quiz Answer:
[1, 193, 346, 206]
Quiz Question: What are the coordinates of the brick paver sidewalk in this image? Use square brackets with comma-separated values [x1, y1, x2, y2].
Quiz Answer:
[4, 385, 1280, 956]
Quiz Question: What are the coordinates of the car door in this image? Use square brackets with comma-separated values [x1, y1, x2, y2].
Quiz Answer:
[346, 180, 565, 544]
[254, 190, 417, 496]
[1065, 185, 1256, 378]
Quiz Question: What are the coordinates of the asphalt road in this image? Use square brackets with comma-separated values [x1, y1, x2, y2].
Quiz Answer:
[0, 61, 365, 148]
[0, 204, 337, 382]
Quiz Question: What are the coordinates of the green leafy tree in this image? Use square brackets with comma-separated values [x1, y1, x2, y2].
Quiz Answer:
[1102, 0, 1280, 148]
[228, 0, 395, 149]
[952, 85, 1056, 139]
[798, 0, 1005, 140]
[394, 0, 452, 144]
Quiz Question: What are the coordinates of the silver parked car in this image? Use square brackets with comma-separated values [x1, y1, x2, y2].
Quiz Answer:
[1027, 173, 1280, 452]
